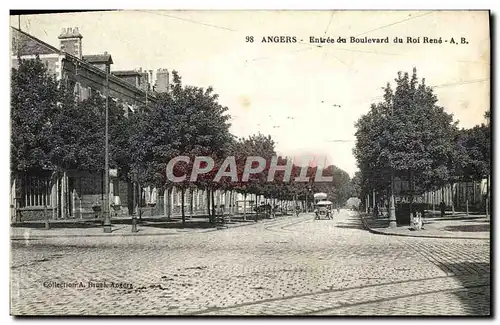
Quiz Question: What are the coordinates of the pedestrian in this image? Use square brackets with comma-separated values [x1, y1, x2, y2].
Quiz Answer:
[439, 201, 446, 218]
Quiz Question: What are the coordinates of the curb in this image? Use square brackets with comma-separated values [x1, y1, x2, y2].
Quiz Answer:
[359, 215, 489, 241]
[9, 215, 286, 240]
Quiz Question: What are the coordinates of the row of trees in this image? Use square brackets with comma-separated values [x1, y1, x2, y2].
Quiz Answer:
[11, 57, 355, 223]
[352, 68, 490, 213]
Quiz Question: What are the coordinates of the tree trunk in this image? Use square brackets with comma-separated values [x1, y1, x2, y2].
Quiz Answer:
[473, 181, 476, 205]
[206, 189, 211, 221]
[189, 187, 194, 219]
[211, 189, 216, 221]
[432, 190, 435, 213]
[138, 183, 143, 221]
[243, 192, 247, 221]
[56, 176, 60, 220]
[226, 191, 231, 223]
[486, 176, 490, 219]
[167, 187, 172, 220]
[163, 185, 170, 219]
[408, 171, 413, 216]
[450, 183, 455, 216]
[181, 187, 185, 224]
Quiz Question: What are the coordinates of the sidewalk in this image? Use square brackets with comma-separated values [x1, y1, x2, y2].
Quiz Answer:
[360, 213, 490, 240]
[10, 214, 280, 240]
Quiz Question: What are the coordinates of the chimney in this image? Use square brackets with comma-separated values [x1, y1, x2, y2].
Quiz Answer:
[58, 26, 83, 59]
[155, 68, 170, 93]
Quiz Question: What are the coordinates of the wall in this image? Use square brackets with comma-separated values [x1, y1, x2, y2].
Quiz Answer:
[11, 55, 61, 78]
[16, 207, 54, 222]
[114, 75, 138, 87]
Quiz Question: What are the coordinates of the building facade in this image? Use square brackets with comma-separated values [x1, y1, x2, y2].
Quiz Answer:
[365, 178, 490, 215]
[10, 26, 172, 221]
[10, 26, 294, 222]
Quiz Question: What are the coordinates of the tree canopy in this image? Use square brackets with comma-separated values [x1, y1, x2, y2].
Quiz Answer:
[12, 57, 356, 220]
[354, 67, 490, 205]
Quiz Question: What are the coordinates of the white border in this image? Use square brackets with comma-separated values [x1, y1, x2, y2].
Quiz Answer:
[1, 2, 497, 324]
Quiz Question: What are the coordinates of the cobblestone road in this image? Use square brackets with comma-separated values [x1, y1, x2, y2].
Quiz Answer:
[10, 210, 490, 316]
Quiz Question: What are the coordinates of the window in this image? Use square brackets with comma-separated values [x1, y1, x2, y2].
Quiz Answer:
[81, 86, 90, 101]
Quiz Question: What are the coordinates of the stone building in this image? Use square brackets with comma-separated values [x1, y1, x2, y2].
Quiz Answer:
[10, 26, 171, 221]
[10, 26, 282, 223]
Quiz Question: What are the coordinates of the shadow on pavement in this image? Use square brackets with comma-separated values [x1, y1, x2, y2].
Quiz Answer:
[335, 217, 365, 230]
[362, 216, 389, 228]
[462, 219, 490, 223]
[10, 213, 282, 230]
[11, 217, 215, 230]
[424, 216, 486, 222]
[439, 262, 491, 316]
[140, 221, 217, 230]
[442, 224, 490, 232]
[11, 221, 102, 229]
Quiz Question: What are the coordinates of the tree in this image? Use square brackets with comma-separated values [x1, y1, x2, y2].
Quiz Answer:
[454, 117, 491, 214]
[230, 133, 276, 220]
[455, 123, 490, 182]
[128, 71, 233, 224]
[354, 68, 459, 214]
[11, 57, 60, 173]
[11, 57, 129, 175]
[349, 171, 362, 198]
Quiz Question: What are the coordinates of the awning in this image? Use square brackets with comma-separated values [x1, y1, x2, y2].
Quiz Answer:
[314, 192, 328, 200]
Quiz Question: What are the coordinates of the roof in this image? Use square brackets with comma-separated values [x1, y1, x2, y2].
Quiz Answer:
[112, 70, 142, 77]
[10, 27, 156, 102]
[11, 27, 60, 56]
[313, 193, 328, 199]
[83, 54, 113, 64]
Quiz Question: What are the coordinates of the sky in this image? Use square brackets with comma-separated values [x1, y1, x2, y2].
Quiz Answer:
[9, 10, 490, 177]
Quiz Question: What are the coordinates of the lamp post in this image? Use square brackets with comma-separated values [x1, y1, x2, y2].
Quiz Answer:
[103, 69, 111, 233]
[388, 170, 397, 228]
[387, 94, 397, 228]
[131, 170, 138, 233]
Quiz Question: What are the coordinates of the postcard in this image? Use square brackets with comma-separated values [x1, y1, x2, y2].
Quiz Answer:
[9, 10, 490, 316]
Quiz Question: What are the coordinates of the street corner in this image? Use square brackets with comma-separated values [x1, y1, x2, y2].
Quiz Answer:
[360, 213, 490, 240]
